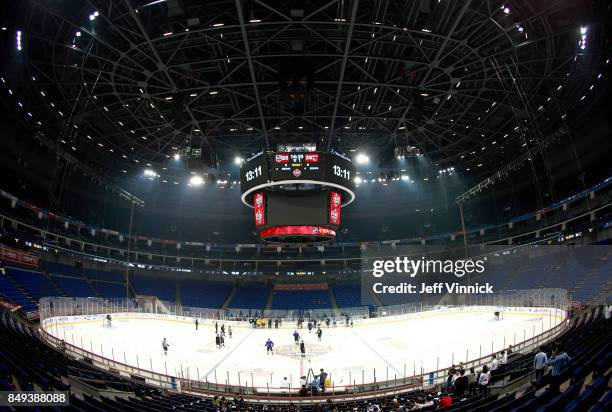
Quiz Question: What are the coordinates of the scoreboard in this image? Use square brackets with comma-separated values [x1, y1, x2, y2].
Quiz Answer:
[270, 152, 323, 181]
[240, 151, 355, 195]
[239, 149, 355, 243]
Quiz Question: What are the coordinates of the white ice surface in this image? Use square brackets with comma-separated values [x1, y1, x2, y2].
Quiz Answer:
[45, 307, 563, 389]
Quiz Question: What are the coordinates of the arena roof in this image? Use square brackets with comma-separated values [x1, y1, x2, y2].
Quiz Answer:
[0, 0, 608, 182]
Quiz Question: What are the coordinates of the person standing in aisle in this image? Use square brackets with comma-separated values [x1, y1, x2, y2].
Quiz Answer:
[548, 346, 571, 393]
[533, 346, 547, 383]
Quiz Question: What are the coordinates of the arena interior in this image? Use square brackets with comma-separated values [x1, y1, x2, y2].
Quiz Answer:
[0, 0, 611, 411]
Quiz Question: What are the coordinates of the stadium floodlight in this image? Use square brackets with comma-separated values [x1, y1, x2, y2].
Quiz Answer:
[173, 153, 180, 160]
[16, 31, 22, 51]
[143, 169, 157, 177]
[354, 176, 363, 184]
[189, 175, 204, 186]
[234, 156, 244, 165]
[401, 174, 410, 181]
[355, 153, 370, 164]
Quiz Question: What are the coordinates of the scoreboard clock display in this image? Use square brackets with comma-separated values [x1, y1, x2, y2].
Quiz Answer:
[326, 153, 354, 190]
[265, 152, 355, 192]
[239, 152, 269, 193]
[240, 149, 356, 242]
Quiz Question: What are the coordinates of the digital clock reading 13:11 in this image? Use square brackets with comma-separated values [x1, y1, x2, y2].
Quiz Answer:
[245, 165, 263, 182]
[332, 164, 351, 181]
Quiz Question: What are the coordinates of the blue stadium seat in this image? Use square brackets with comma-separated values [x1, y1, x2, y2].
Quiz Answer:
[228, 283, 269, 309]
[271, 289, 331, 310]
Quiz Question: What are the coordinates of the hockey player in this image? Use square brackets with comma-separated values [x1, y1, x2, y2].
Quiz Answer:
[195, 319, 199, 330]
[215, 334, 221, 349]
[162, 338, 169, 355]
[215, 322, 218, 333]
[325, 318, 330, 327]
[316, 327, 323, 341]
[265, 338, 274, 355]
[221, 324, 226, 336]
[274, 319, 279, 329]
[106, 314, 112, 327]
[307, 321, 313, 333]
[220, 334, 225, 348]
[299, 340, 306, 358]
[228, 326, 233, 338]
[293, 330, 300, 345]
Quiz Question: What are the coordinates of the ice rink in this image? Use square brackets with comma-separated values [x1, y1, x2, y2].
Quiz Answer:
[43, 307, 564, 389]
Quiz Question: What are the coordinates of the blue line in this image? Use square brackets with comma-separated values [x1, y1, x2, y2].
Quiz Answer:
[202, 329, 254, 380]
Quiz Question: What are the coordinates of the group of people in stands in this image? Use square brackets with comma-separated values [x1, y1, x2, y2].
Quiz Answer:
[533, 343, 572, 393]
[441, 345, 514, 403]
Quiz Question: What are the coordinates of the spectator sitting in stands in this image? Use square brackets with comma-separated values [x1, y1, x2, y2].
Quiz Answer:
[410, 395, 434, 410]
[324, 398, 338, 412]
[233, 393, 244, 408]
[298, 384, 310, 397]
[438, 392, 453, 408]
